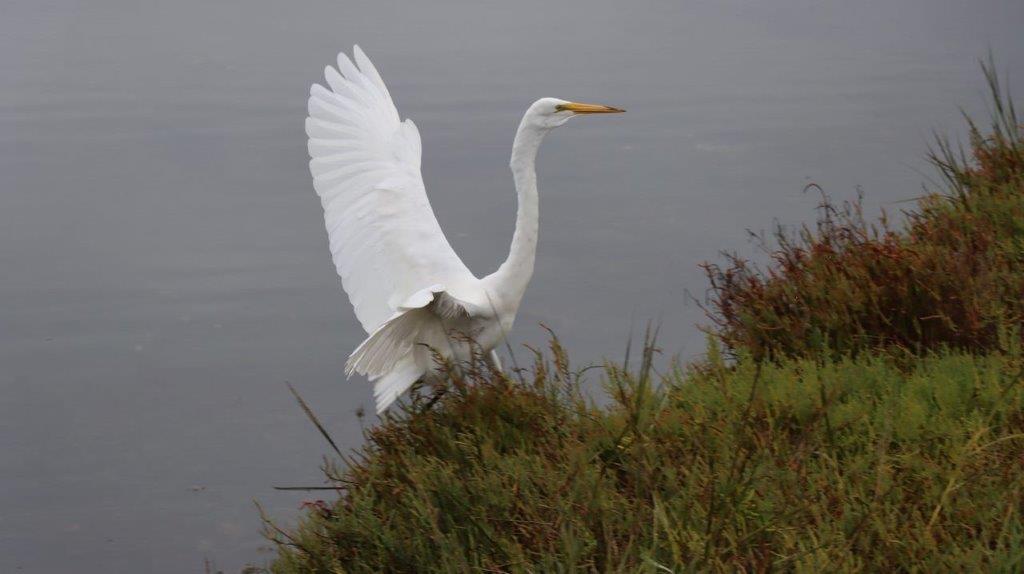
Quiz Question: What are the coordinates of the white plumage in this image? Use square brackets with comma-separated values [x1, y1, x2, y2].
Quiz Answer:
[306, 46, 623, 412]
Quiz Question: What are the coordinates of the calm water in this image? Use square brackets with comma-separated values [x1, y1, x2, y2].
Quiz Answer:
[3, 0, 1023, 571]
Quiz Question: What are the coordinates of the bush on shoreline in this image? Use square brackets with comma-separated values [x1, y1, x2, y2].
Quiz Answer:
[702, 63, 1023, 361]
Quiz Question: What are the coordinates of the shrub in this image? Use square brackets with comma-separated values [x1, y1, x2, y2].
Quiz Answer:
[701, 62, 1023, 361]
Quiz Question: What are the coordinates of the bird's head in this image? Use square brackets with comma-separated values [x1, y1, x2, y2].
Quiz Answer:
[525, 97, 624, 129]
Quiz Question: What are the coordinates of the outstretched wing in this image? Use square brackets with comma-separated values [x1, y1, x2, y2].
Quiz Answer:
[306, 46, 476, 333]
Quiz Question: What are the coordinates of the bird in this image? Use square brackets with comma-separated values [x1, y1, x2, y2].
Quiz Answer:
[305, 46, 623, 413]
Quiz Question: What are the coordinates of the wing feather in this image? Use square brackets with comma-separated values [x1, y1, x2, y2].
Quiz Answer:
[307, 46, 476, 333]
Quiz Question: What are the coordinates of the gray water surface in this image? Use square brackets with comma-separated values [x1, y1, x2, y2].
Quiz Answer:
[3, 0, 1023, 571]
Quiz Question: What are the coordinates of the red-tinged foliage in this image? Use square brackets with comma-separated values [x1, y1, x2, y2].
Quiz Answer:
[702, 63, 1023, 361]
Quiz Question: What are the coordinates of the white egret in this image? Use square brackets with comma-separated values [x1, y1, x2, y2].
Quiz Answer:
[306, 46, 623, 412]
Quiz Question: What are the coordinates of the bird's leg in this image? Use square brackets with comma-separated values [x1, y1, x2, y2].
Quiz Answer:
[485, 350, 504, 373]
[422, 387, 447, 412]
[420, 376, 448, 413]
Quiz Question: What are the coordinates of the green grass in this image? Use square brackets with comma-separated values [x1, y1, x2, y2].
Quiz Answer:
[266, 341, 1024, 572]
[261, 63, 1024, 572]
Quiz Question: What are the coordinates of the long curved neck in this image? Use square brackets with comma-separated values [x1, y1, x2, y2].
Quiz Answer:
[487, 119, 549, 310]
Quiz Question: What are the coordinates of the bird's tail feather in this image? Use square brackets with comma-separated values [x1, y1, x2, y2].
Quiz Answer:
[346, 308, 431, 412]
[371, 357, 422, 413]
[346, 309, 422, 378]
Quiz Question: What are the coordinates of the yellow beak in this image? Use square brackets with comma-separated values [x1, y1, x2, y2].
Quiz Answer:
[556, 102, 625, 114]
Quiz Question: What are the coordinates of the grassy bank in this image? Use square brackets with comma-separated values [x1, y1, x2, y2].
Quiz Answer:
[267, 343, 1024, 572]
[263, 64, 1024, 572]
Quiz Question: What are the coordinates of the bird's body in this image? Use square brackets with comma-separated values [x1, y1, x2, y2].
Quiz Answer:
[306, 46, 622, 412]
